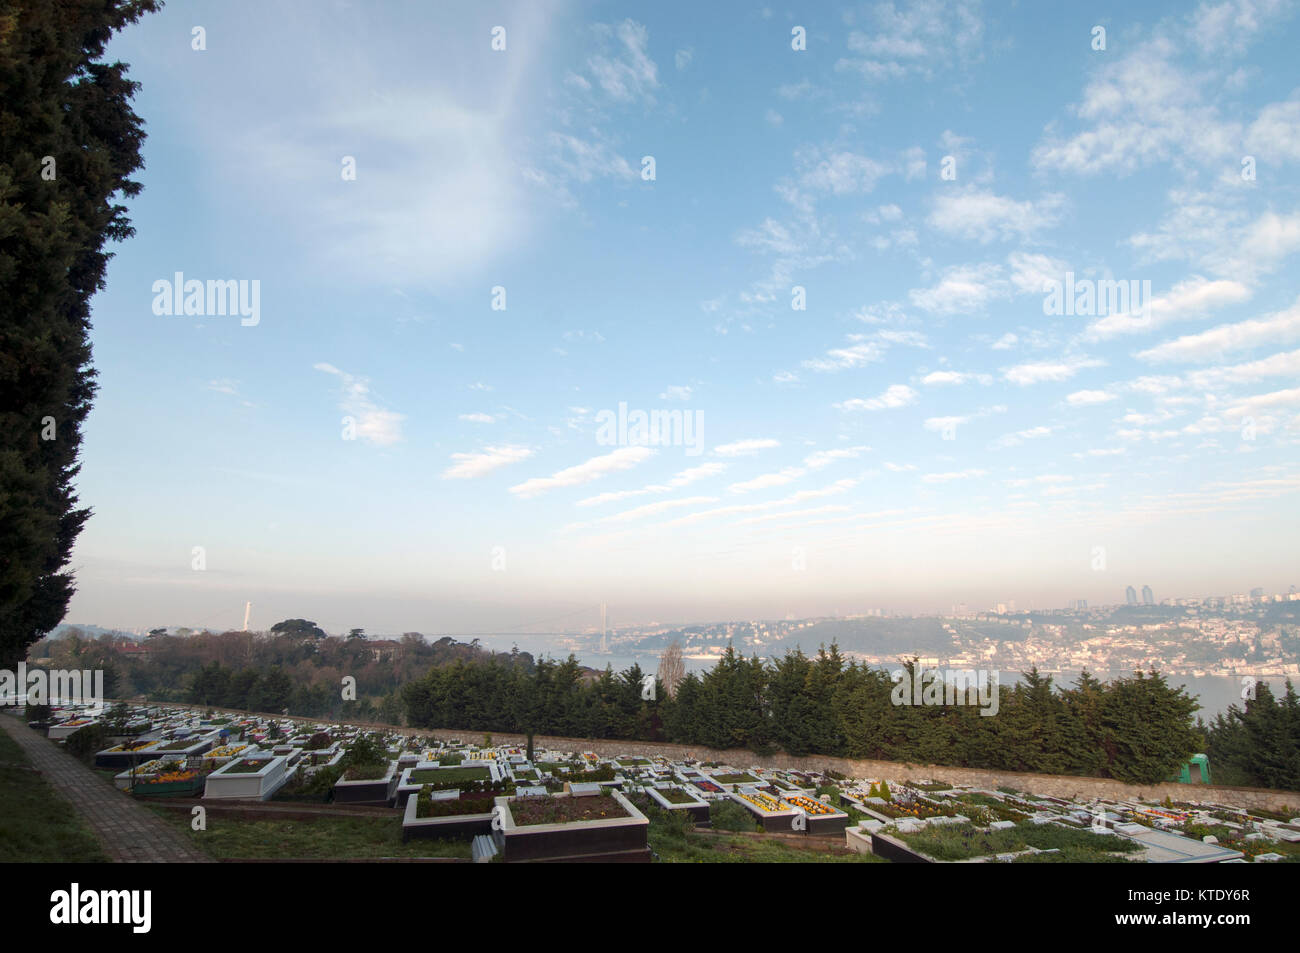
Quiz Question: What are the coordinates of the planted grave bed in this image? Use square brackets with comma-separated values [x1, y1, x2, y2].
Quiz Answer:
[204, 754, 293, 800]
[494, 791, 649, 862]
[131, 769, 206, 798]
[401, 788, 498, 841]
[729, 790, 801, 833]
[647, 786, 710, 826]
[712, 772, 760, 786]
[332, 761, 398, 806]
[783, 793, 850, 834]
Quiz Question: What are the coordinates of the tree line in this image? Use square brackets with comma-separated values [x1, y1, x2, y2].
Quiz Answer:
[401, 643, 1217, 786]
[1204, 680, 1300, 790]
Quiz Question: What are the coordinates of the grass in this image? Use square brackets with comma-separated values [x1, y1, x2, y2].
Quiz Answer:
[340, 762, 390, 781]
[898, 821, 1143, 862]
[0, 727, 108, 862]
[408, 766, 490, 785]
[147, 808, 471, 859]
[654, 786, 701, 804]
[712, 772, 760, 785]
[631, 795, 885, 864]
[710, 798, 761, 832]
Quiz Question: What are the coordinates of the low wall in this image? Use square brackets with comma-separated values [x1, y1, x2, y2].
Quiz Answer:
[126, 701, 1300, 815]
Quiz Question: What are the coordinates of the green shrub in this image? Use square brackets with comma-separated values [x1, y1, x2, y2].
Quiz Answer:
[63, 722, 110, 761]
[710, 798, 759, 832]
[25, 703, 52, 724]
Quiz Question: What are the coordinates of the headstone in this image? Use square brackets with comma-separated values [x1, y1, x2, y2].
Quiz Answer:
[471, 834, 499, 863]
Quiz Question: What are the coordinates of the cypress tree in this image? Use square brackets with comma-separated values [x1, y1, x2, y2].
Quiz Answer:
[0, 0, 160, 667]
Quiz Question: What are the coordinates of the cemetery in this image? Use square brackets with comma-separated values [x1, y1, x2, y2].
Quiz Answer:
[20, 701, 1300, 863]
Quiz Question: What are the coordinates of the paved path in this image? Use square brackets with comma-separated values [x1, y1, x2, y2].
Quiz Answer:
[0, 714, 212, 862]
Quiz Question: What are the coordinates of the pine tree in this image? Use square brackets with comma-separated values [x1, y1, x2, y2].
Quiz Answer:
[0, 0, 160, 667]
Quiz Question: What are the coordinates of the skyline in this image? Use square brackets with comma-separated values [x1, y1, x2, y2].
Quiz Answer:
[65, 0, 1300, 634]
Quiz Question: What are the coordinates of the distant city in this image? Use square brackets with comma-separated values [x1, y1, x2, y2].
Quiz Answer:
[62, 584, 1300, 685]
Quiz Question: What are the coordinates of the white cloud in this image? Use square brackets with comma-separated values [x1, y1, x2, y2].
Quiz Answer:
[1137, 297, 1300, 362]
[796, 149, 893, 194]
[909, 263, 1005, 314]
[927, 189, 1065, 242]
[585, 20, 659, 104]
[459, 412, 496, 423]
[1030, 36, 1240, 175]
[600, 495, 719, 524]
[659, 385, 693, 401]
[1066, 389, 1117, 406]
[728, 467, 807, 494]
[661, 478, 859, 527]
[726, 445, 869, 494]
[509, 446, 656, 498]
[804, 445, 871, 468]
[714, 439, 780, 456]
[991, 425, 1055, 448]
[837, 0, 984, 83]
[921, 370, 992, 386]
[576, 462, 727, 507]
[802, 338, 885, 372]
[442, 445, 534, 479]
[1185, 349, 1300, 389]
[1085, 276, 1252, 341]
[314, 363, 406, 446]
[921, 469, 988, 483]
[1246, 97, 1300, 161]
[836, 384, 917, 411]
[1002, 357, 1104, 386]
[924, 415, 968, 432]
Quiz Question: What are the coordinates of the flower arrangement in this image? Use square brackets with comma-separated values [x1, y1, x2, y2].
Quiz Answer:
[207, 744, 249, 759]
[145, 769, 199, 785]
[737, 791, 784, 813]
[785, 794, 835, 816]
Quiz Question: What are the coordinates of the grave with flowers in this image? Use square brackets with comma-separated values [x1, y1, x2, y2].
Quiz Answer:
[730, 787, 803, 833]
[204, 753, 295, 800]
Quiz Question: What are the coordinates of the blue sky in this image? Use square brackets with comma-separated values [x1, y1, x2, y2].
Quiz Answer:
[68, 0, 1300, 634]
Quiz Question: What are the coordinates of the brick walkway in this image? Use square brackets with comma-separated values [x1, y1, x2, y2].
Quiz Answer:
[0, 714, 213, 862]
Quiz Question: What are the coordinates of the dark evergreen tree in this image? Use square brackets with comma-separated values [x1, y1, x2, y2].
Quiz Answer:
[0, 0, 160, 668]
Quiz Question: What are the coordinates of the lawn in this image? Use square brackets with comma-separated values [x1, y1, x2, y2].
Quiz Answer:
[630, 794, 884, 863]
[898, 821, 1143, 862]
[147, 809, 471, 859]
[408, 766, 490, 785]
[0, 727, 107, 862]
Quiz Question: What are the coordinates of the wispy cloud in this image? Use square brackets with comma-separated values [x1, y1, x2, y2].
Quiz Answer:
[442, 445, 534, 479]
[510, 447, 657, 498]
[314, 363, 405, 446]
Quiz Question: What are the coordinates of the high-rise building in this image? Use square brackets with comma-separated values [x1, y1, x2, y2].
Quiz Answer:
[1142, 585, 1154, 605]
[1126, 585, 1137, 605]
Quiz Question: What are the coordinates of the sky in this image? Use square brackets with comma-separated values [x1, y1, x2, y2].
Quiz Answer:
[65, 0, 1300, 635]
